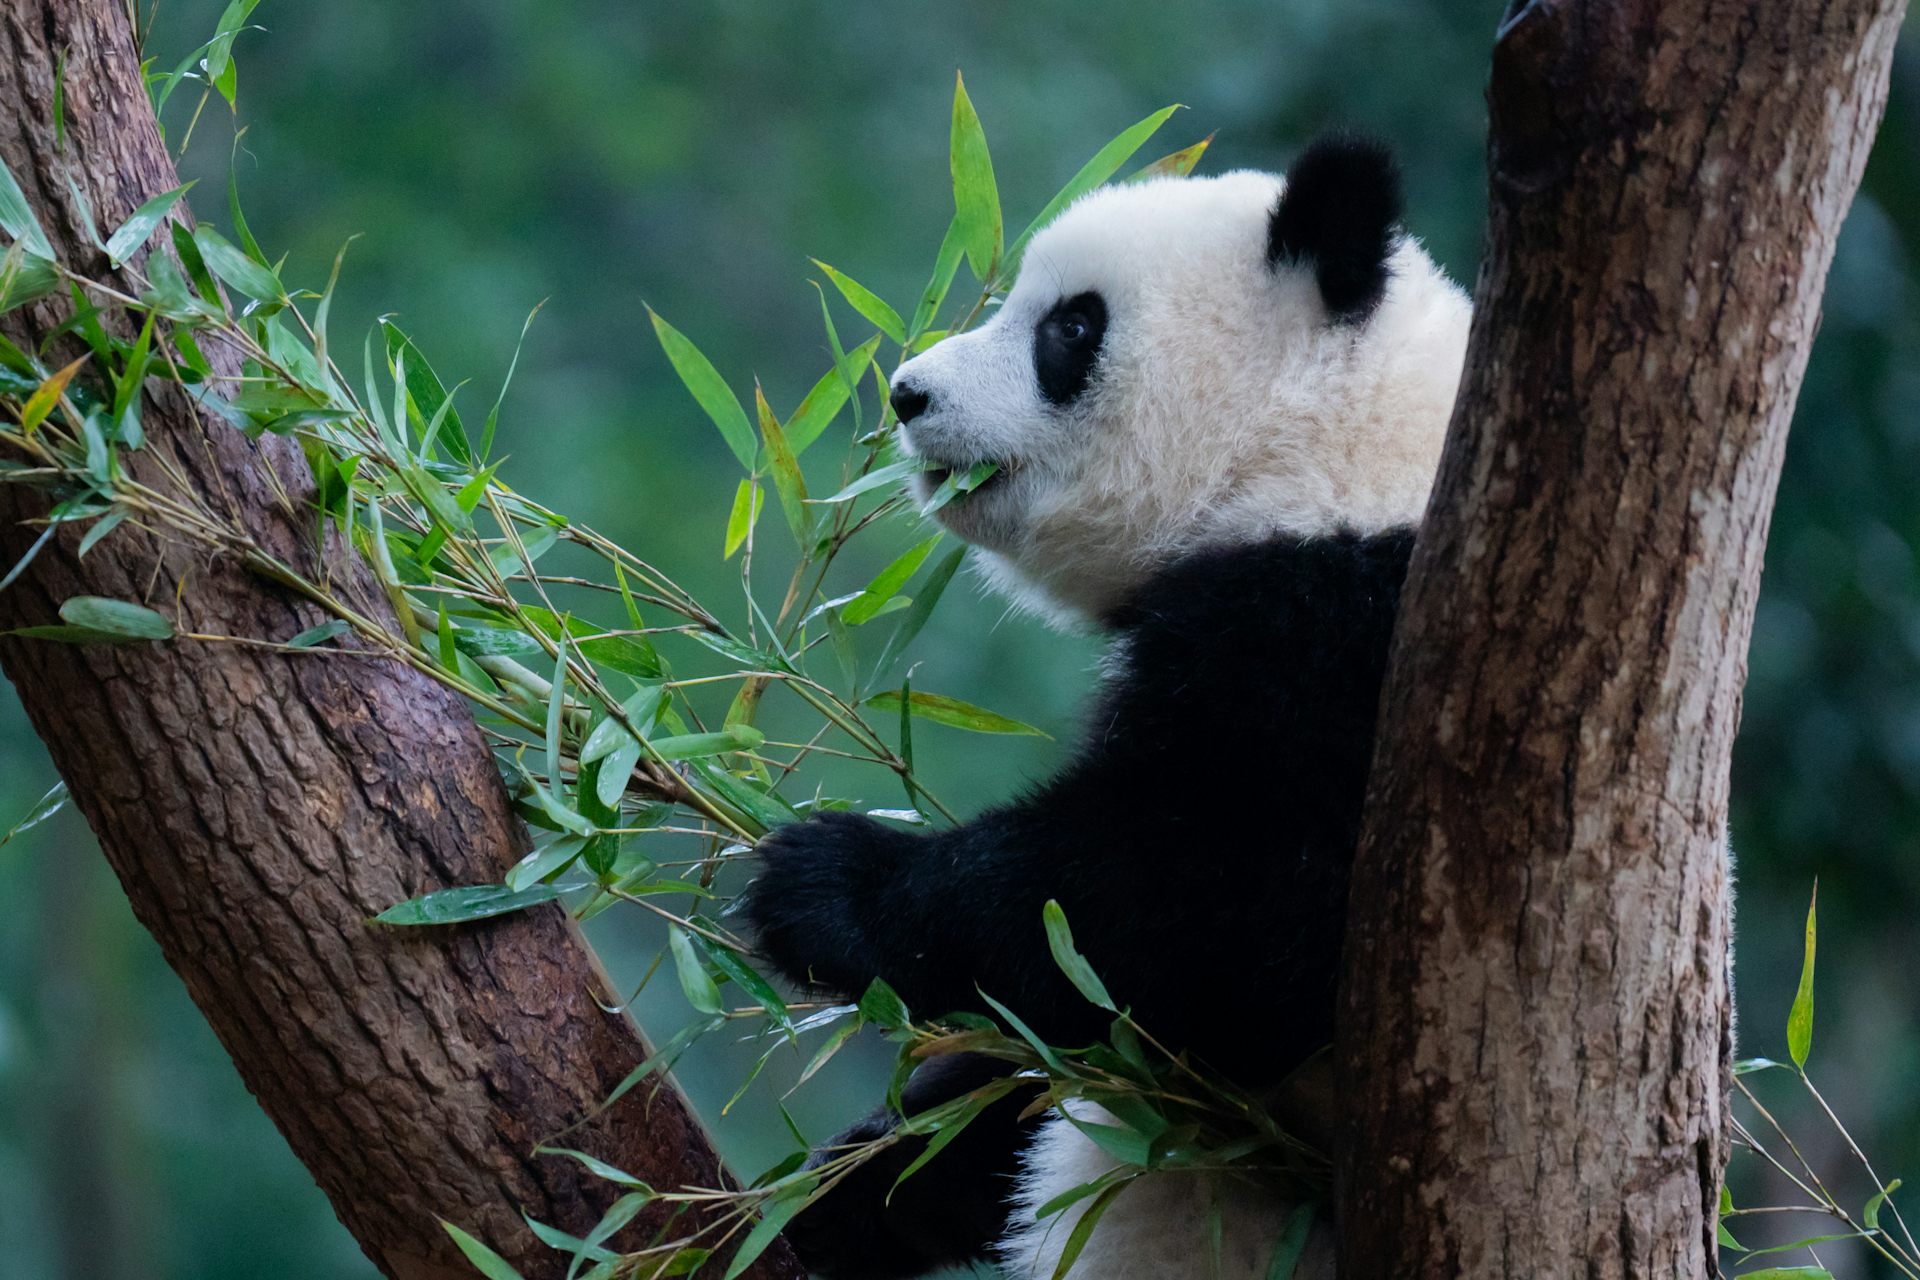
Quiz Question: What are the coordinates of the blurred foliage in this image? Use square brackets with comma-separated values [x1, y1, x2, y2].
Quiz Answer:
[0, 2, 1913, 1277]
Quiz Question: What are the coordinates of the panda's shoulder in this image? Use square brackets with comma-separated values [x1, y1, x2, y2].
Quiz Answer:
[1104, 527, 1416, 652]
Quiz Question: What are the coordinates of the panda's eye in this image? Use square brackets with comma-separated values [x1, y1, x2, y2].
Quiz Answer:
[1034, 291, 1108, 406]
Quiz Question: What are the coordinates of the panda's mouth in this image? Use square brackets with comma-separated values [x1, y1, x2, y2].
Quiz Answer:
[916, 458, 1013, 510]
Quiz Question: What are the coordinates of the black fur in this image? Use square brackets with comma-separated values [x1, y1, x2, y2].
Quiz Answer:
[1267, 132, 1402, 324]
[1033, 290, 1108, 406]
[742, 529, 1414, 1277]
[783, 1052, 1045, 1279]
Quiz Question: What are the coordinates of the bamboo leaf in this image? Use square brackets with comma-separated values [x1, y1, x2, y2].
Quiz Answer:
[843, 535, 939, 625]
[670, 925, 724, 1015]
[866, 687, 1045, 736]
[375, 883, 562, 926]
[1042, 900, 1116, 1011]
[1788, 882, 1816, 1069]
[441, 1222, 526, 1280]
[1864, 1178, 1902, 1230]
[0, 154, 54, 259]
[723, 1175, 819, 1280]
[58, 595, 173, 641]
[649, 306, 755, 471]
[105, 181, 194, 267]
[875, 546, 965, 675]
[1051, 1180, 1130, 1279]
[193, 225, 282, 301]
[19, 353, 88, 434]
[1265, 1199, 1320, 1279]
[0, 780, 67, 850]
[949, 72, 1002, 281]
[724, 478, 763, 559]
[756, 384, 810, 545]
[1128, 133, 1215, 182]
[1007, 105, 1181, 274]
[786, 333, 882, 455]
[813, 259, 906, 345]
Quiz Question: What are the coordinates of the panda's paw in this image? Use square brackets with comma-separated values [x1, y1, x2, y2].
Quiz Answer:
[738, 810, 912, 997]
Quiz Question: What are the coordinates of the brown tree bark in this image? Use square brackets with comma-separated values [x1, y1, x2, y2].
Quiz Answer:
[1337, 2, 1905, 1278]
[0, 6, 801, 1278]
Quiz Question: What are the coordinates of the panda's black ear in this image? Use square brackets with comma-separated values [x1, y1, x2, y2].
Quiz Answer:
[1267, 131, 1402, 324]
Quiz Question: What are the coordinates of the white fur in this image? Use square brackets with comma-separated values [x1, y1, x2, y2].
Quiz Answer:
[892, 169, 1471, 622]
[998, 1107, 1335, 1280]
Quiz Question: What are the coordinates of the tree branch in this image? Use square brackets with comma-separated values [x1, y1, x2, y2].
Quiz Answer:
[1337, 1, 1905, 1275]
[0, 5, 801, 1277]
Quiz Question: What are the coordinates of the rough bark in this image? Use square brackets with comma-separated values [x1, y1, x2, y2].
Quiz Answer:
[0, 5, 801, 1278]
[1336, 2, 1905, 1277]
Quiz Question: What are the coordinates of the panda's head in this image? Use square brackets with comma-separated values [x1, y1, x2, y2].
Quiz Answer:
[888, 133, 1471, 623]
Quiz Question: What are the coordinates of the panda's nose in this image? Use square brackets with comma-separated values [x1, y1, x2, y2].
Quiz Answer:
[889, 381, 931, 425]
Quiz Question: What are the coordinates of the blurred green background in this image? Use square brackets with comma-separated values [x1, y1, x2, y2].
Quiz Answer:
[0, 2, 1914, 1276]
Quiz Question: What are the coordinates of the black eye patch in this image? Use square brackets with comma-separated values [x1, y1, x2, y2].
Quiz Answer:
[1033, 291, 1108, 406]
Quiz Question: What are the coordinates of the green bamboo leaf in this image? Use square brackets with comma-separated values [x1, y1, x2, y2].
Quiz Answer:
[193, 225, 282, 302]
[441, 1222, 526, 1280]
[1265, 1199, 1319, 1279]
[382, 320, 472, 464]
[0, 155, 54, 259]
[875, 546, 965, 675]
[1042, 900, 1116, 1011]
[287, 619, 351, 649]
[786, 333, 882, 455]
[1051, 1180, 1130, 1279]
[377, 883, 562, 925]
[843, 536, 940, 625]
[755, 385, 810, 545]
[505, 833, 587, 893]
[866, 688, 1043, 736]
[649, 306, 755, 471]
[1128, 133, 1215, 182]
[724, 478, 763, 559]
[857, 976, 910, 1027]
[1864, 1178, 1902, 1230]
[813, 259, 906, 345]
[723, 1175, 819, 1280]
[650, 726, 764, 761]
[1787, 882, 1816, 1069]
[569, 1192, 652, 1280]
[1007, 105, 1181, 275]
[949, 72, 1002, 281]
[0, 242, 59, 313]
[909, 217, 967, 341]
[815, 457, 927, 506]
[58, 595, 173, 641]
[669, 924, 725, 1015]
[580, 685, 664, 764]
[105, 181, 194, 267]
[534, 1146, 654, 1192]
[1732, 1269, 1834, 1279]
[1, 780, 68, 850]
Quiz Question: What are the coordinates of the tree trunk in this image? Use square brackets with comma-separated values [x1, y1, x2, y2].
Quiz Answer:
[1337, 2, 1905, 1277]
[0, 6, 801, 1278]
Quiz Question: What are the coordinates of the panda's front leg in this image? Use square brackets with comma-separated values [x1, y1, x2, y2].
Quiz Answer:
[738, 803, 1094, 1036]
[736, 809, 921, 1002]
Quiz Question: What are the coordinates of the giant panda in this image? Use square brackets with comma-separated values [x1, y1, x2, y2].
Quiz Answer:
[739, 132, 1472, 1279]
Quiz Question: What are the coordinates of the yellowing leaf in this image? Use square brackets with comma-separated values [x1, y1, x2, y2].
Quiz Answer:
[19, 353, 87, 434]
[866, 688, 1046, 736]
